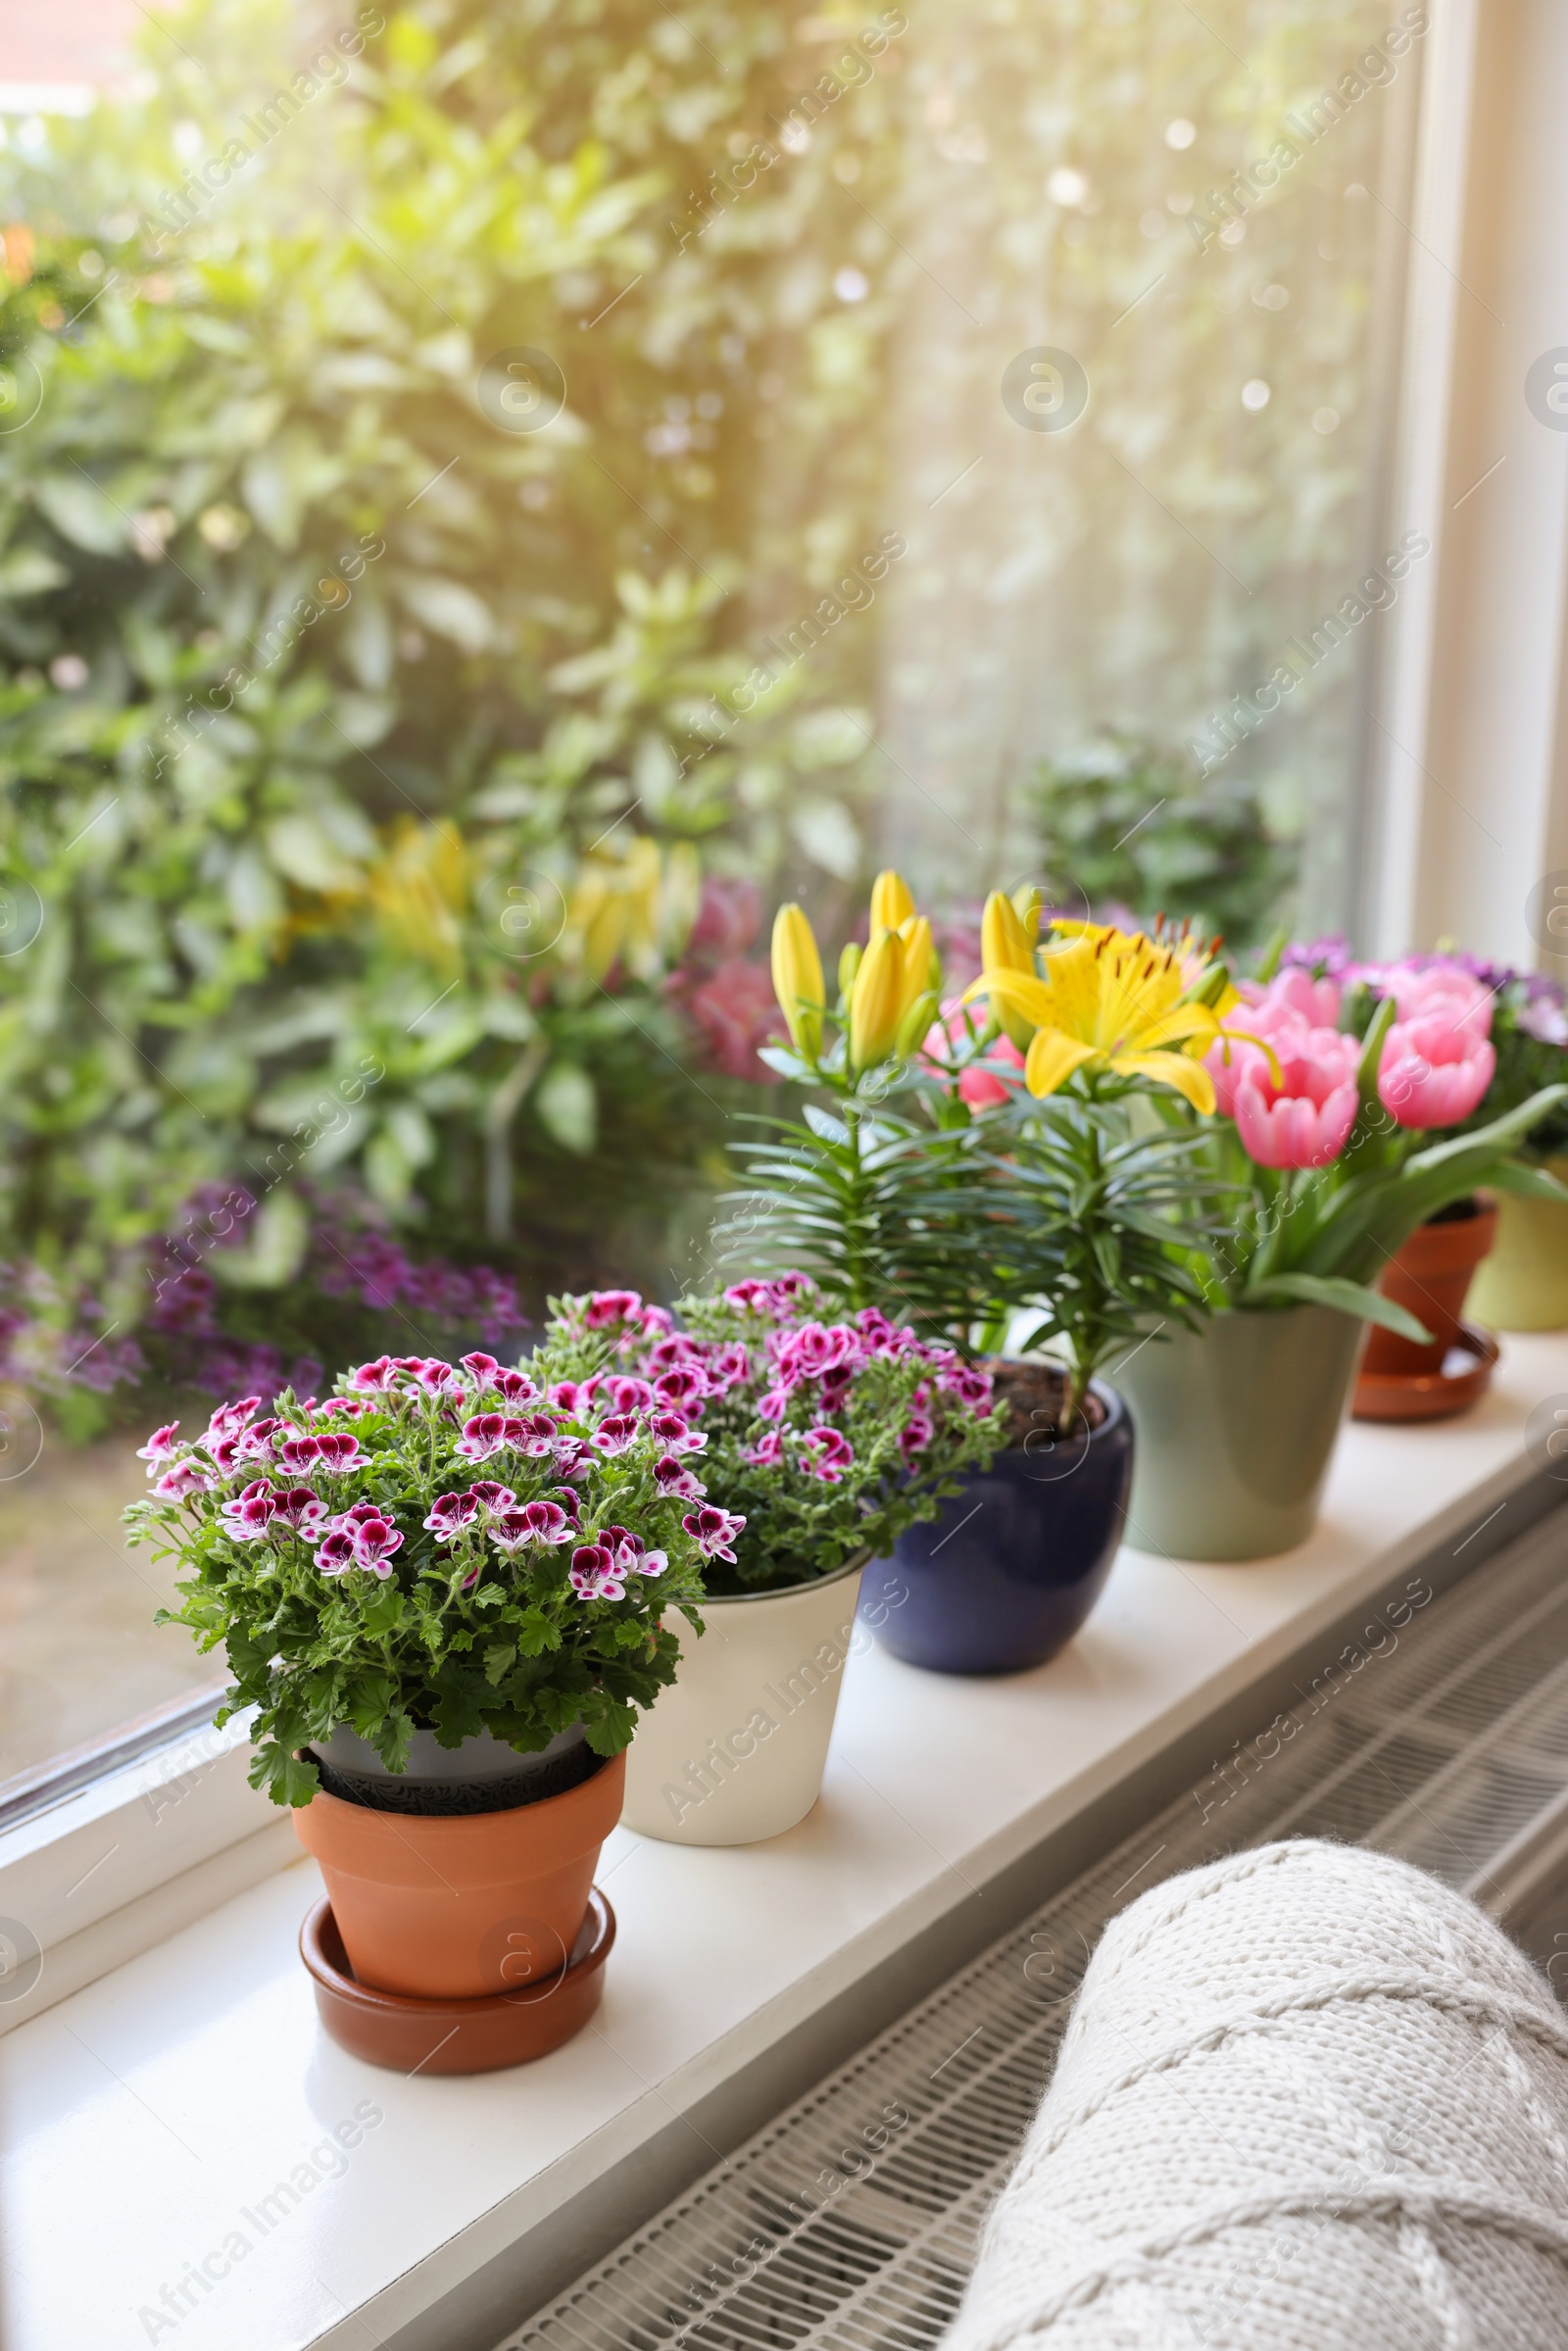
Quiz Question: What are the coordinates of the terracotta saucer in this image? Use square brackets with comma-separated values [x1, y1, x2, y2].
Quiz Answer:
[299, 1887, 614, 2074]
[1352, 1321, 1500, 1424]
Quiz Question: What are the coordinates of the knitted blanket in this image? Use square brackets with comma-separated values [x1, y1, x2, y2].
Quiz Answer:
[942, 1838, 1568, 2349]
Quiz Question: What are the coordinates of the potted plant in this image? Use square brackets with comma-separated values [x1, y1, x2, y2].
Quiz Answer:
[1099, 955, 1567, 1556]
[1451, 964, 1568, 1331]
[726, 878, 1224, 1674]
[539, 1280, 1002, 1843]
[126, 1345, 707, 2054]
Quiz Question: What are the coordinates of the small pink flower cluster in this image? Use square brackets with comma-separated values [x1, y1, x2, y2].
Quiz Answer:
[563, 1282, 994, 1485]
[138, 1348, 703, 1603]
[1211, 959, 1496, 1169]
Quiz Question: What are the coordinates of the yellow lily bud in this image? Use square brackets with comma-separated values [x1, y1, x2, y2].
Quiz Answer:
[894, 987, 940, 1060]
[838, 940, 862, 1002]
[770, 903, 825, 1061]
[869, 868, 916, 934]
[980, 890, 1039, 1050]
[849, 926, 907, 1070]
[897, 915, 935, 1026]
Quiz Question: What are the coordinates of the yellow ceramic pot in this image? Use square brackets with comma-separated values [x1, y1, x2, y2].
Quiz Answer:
[1466, 1156, 1568, 1331]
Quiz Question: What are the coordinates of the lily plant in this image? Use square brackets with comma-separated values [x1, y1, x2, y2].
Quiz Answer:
[719, 869, 1006, 1341]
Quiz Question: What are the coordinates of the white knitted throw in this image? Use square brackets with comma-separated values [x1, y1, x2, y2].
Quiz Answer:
[942, 1839, 1568, 2350]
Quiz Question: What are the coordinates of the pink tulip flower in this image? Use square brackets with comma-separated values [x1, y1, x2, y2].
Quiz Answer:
[1234, 1078, 1359, 1167]
[1377, 1015, 1495, 1129]
[1376, 960, 1494, 1047]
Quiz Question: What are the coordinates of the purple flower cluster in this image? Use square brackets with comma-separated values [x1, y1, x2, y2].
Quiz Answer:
[310, 1221, 526, 1345]
[555, 1278, 995, 1485]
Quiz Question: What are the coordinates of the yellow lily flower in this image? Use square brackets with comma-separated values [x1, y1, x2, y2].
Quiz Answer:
[963, 928, 1222, 1112]
[869, 867, 916, 932]
[770, 904, 826, 1060]
[849, 926, 907, 1068]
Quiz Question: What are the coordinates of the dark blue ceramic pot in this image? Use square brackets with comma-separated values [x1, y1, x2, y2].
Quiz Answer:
[860, 1378, 1132, 1675]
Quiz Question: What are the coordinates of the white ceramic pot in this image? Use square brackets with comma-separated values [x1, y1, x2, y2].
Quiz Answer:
[621, 1556, 865, 1846]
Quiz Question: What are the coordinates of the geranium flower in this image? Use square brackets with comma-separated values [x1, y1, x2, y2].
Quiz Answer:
[757, 1388, 791, 1424]
[549, 1380, 591, 1415]
[350, 1516, 403, 1577]
[466, 1481, 517, 1518]
[774, 1322, 861, 1385]
[940, 1363, 996, 1412]
[326, 1499, 390, 1535]
[349, 1356, 400, 1393]
[707, 1344, 752, 1391]
[553, 1437, 595, 1480]
[314, 1530, 358, 1576]
[203, 1433, 246, 1474]
[599, 1524, 667, 1579]
[590, 1414, 640, 1456]
[136, 1422, 181, 1469]
[744, 1430, 785, 1468]
[682, 1505, 747, 1564]
[493, 1368, 537, 1404]
[220, 1484, 277, 1541]
[584, 1290, 643, 1330]
[455, 1412, 510, 1463]
[460, 1352, 501, 1385]
[490, 1500, 573, 1552]
[206, 1396, 262, 1441]
[723, 1279, 772, 1312]
[153, 1460, 211, 1498]
[899, 1412, 935, 1460]
[236, 1418, 282, 1460]
[515, 1411, 561, 1457]
[646, 1410, 707, 1453]
[654, 1452, 705, 1497]
[654, 1366, 709, 1412]
[423, 1490, 480, 1539]
[799, 1426, 855, 1483]
[406, 1359, 465, 1398]
[605, 1375, 657, 1414]
[270, 1486, 326, 1535]
[568, 1542, 625, 1600]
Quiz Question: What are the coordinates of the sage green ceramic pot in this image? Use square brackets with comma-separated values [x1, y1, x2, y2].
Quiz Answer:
[1109, 1304, 1364, 1562]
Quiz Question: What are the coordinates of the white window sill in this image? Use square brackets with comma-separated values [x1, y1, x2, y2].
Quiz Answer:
[3, 1333, 1565, 2351]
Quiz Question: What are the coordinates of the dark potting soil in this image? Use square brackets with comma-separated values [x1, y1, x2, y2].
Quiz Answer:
[1426, 1195, 1482, 1226]
[986, 1358, 1107, 1450]
[309, 1738, 607, 1817]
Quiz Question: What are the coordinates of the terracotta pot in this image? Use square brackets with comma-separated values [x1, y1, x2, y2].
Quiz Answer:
[1359, 1199, 1497, 1381]
[291, 1749, 624, 2001]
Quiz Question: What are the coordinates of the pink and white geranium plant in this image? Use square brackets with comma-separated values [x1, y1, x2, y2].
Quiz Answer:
[543, 1279, 1004, 1594]
[128, 1346, 709, 1805]
[1171, 945, 1568, 1332]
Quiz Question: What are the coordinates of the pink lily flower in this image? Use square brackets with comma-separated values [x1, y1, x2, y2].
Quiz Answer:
[923, 999, 1027, 1107]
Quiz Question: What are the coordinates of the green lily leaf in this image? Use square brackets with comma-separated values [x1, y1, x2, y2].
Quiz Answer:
[1245, 1270, 1431, 1343]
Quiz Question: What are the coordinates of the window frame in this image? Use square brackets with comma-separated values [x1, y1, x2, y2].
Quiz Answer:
[4, 0, 1561, 2018]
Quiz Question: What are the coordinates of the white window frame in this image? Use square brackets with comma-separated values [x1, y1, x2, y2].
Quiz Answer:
[5, 0, 1566, 2023]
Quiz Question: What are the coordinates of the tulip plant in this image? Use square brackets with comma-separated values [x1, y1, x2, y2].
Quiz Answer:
[1170, 953, 1566, 1330]
[129, 1343, 710, 1804]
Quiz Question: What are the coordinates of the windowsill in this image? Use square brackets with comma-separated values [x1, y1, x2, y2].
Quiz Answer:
[4, 1334, 1565, 2351]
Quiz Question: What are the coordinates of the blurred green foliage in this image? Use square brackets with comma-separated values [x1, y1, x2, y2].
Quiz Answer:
[0, 0, 908, 1337]
[1027, 733, 1296, 951]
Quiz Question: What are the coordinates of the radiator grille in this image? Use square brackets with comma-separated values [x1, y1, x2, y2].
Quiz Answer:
[502, 1504, 1568, 2351]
